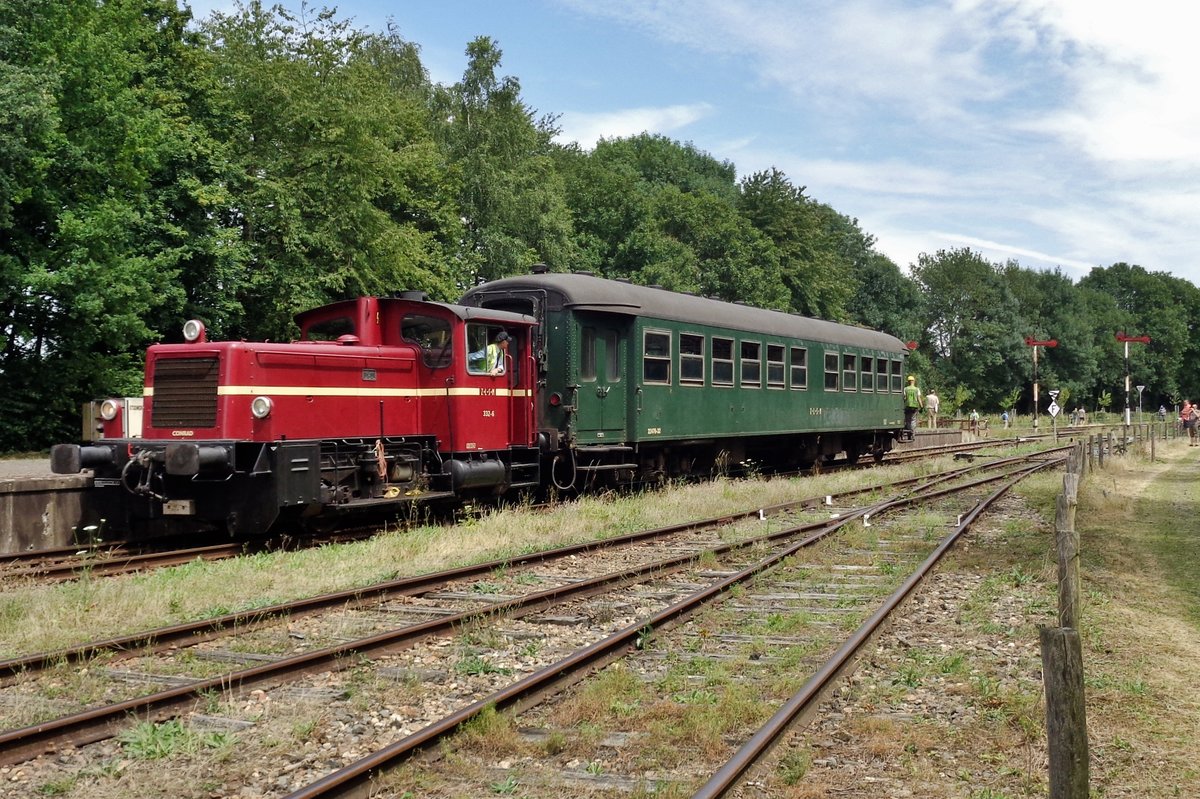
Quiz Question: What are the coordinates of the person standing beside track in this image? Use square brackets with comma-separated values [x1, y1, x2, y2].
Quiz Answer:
[903, 375, 924, 434]
[925, 389, 940, 428]
[1183, 400, 1198, 446]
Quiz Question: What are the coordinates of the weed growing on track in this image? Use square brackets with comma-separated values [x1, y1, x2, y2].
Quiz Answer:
[0, 458, 962, 657]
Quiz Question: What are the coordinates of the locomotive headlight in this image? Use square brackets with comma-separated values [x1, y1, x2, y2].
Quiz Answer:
[250, 396, 273, 419]
[99, 399, 120, 421]
[182, 319, 206, 343]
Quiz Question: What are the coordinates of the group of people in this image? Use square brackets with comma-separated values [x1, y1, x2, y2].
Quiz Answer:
[904, 373, 1200, 447]
[902, 378, 981, 432]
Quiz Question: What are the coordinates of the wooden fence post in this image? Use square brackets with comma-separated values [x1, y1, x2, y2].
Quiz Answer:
[1056, 494, 1080, 629]
[1040, 626, 1090, 798]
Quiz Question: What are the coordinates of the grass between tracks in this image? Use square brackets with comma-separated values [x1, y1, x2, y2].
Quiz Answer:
[0, 461, 936, 657]
[6, 439, 1195, 798]
[763, 438, 1200, 798]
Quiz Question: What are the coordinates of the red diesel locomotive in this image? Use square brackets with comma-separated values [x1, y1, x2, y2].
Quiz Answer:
[52, 293, 542, 536]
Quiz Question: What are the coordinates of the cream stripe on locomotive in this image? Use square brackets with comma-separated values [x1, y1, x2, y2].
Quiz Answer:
[142, 387, 533, 398]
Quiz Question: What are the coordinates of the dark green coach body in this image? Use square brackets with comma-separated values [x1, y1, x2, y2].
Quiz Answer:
[461, 270, 909, 483]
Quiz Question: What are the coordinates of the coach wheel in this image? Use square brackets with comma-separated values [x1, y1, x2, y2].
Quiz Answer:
[844, 442, 862, 465]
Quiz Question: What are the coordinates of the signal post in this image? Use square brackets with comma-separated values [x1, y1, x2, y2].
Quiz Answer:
[1025, 337, 1058, 430]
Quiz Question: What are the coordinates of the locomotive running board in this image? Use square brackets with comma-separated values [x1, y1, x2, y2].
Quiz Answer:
[327, 490, 458, 513]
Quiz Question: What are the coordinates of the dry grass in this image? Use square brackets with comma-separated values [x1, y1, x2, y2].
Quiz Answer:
[1072, 446, 1200, 797]
[753, 437, 1200, 798]
[0, 459, 966, 658]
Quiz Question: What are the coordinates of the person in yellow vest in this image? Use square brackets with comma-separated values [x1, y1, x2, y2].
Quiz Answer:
[485, 331, 510, 375]
[903, 375, 924, 433]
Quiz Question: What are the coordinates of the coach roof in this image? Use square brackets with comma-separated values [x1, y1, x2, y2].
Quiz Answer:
[465, 272, 905, 352]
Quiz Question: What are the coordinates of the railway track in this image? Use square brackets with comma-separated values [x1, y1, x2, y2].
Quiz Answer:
[0, 448, 1064, 797]
[0, 435, 1065, 584]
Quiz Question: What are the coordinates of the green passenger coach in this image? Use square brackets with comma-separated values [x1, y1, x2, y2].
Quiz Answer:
[460, 269, 909, 489]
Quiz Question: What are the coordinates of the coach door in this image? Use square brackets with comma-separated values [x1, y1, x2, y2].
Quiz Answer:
[574, 316, 627, 443]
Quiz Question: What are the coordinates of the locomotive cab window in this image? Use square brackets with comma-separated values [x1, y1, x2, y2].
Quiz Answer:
[680, 333, 705, 385]
[712, 337, 734, 386]
[891, 359, 903, 392]
[842, 354, 858, 391]
[767, 344, 785, 388]
[304, 315, 354, 341]
[824, 352, 839, 391]
[466, 323, 512, 375]
[790, 347, 808, 390]
[401, 314, 453, 368]
[643, 330, 671, 384]
[861, 357, 875, 392]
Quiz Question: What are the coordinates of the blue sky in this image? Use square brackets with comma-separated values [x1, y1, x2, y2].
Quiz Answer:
[187, 0, 1200, 286]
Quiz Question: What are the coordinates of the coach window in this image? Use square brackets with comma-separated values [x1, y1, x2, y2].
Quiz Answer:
[876, 357, 888, 392]
[712, 337, 734, 386]
[767, 344, 785, 388]
[643, 330, 671, 384]
[891, 359, 903, 392]
[790, 346, 808, 389]
[401, 314, 453, 368]
[842, 353, 858, 391]
[580, 327, 597, 381]
[861, 357, 875, 392]
[740, 341, 761, 387]
[824, 352, 839, 391]
[680, 333, 705, 385]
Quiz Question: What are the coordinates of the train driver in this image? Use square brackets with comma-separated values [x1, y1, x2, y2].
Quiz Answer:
[469, 330, 510, 375]
[486, 331, 510, 375]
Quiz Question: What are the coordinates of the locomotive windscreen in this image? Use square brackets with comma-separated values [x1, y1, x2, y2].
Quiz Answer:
[150, 356, 219, 428]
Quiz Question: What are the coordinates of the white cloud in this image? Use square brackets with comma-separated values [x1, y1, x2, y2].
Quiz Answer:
[555, 103, 715, 149]
[934, 233, 1097, 273]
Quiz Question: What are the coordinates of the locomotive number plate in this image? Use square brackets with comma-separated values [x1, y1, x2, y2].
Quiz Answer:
[362, 369, 377, 381]
[163, 499, 196, 515]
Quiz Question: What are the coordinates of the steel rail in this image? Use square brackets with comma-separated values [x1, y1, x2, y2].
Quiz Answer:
[0, 486, 914, 766]
[691, 458, 1060, 798]
[276, 458, 1061, 799]
[1, 451, 1044, 681]
[3, 452, 1022, 766]
[3, 542, 244, 582]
